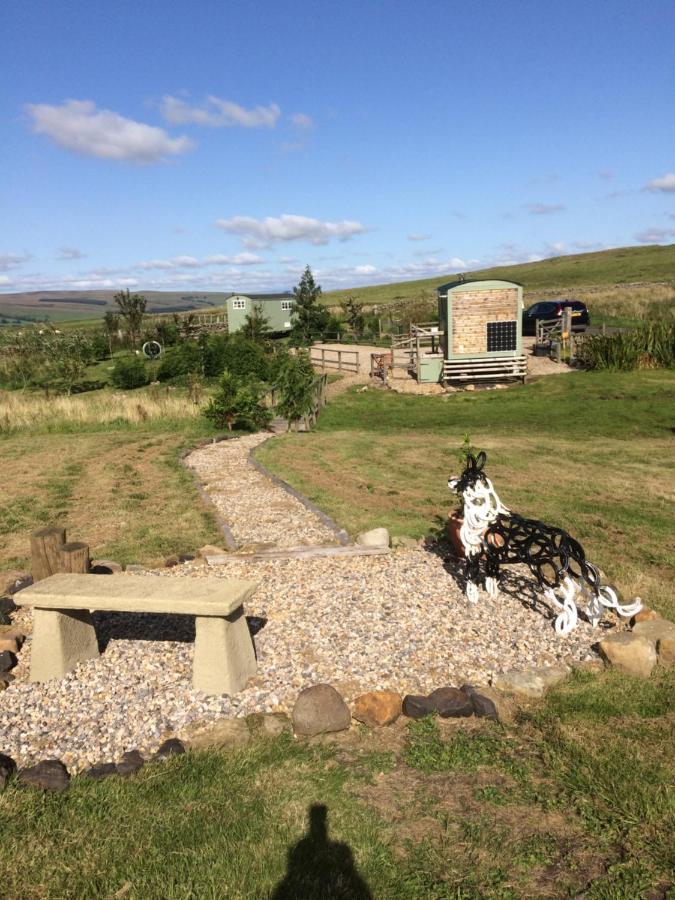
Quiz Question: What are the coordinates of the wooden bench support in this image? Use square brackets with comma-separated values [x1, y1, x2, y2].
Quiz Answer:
[193, 608, 257, 695]
[30, 607, 100, 682]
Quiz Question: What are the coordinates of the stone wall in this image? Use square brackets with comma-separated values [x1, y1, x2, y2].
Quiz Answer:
[451, 289, 518, 355]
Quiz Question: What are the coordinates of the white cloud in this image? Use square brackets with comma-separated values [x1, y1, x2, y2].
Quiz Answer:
[407, 233, 431, 242]
[136, 252, 264, 270]
[57, 246, 85, 260]
[0, 253, 31, 271]
[26, 100, 193, 162]
[290, 112, 313, 130]
[524, 203, 566, 215]
[160, 95, 280, 128]
[215, 214, 368, 248]
[634, 226, 675, 244]
[643, 173, 675, 193]
[354, 264, 377, 275]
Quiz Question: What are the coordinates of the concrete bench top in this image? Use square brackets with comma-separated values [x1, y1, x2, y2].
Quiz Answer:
[15, 573, 258, 618]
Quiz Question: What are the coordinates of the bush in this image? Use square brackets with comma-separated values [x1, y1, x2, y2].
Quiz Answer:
[203, 370, 271, 432]
[111, 355, 150, 390]
[275, 350, 317, 425]
[221, 335, 270, 382]
[156, 341, 203, 381]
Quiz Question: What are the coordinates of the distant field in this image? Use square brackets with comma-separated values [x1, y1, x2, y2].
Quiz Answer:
[0, 290, 233, 324]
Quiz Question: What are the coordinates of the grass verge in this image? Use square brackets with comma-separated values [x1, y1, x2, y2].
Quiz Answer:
[256, 370, 675, 619]
[0, 669, 672, 898]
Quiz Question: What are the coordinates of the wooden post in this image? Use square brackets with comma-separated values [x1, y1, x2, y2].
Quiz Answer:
[30, 526, 66, 582]
[59, 542, 90, 574]
[338, 350, 342, 371]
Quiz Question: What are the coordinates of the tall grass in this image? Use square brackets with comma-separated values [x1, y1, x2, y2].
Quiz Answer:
[0, 388, 203, 434]
[576, 320, 675, 370]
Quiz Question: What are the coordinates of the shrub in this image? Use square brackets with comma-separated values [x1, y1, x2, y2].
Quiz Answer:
[111, 355, 150, 390]
[221, 335, 270, 382]
[156, 341, 203, 381]
[203, 370, 271, 432]
[202, 335, 229, 378]
[275, 350, 317, 426]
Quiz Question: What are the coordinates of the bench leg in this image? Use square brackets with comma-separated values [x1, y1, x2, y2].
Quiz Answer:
[193, 607, 257, 695]
[30, 607, 99, 682]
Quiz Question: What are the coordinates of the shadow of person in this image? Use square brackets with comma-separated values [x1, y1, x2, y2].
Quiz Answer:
[272, 804, 373, 900]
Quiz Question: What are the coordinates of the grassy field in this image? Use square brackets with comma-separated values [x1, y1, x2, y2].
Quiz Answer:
[257, 370, 675, 621]
[1, 667, 672, 898]
[322, 243, 675, 307]
[0, 388, 222, 579]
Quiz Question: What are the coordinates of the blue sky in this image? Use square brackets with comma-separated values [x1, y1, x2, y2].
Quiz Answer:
[1, 0, 673, 294]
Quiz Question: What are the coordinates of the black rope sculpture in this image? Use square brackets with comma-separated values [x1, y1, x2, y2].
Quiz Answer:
[448, 452, 641, 634]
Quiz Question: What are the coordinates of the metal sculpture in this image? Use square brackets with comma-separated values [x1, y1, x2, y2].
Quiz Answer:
[142, 340, 162, 360]
[448, 452, 641, 635]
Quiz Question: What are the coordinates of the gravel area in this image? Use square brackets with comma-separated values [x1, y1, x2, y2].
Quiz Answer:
[186, 433, 339, 548]
[2, 551, 600, 772]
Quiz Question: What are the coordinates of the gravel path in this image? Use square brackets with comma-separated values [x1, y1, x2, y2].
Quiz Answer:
[2, 433, 600, 772]
[186, 433, 340, 548]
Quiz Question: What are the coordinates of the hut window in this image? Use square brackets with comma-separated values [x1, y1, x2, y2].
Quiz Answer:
[281, 300, 293, 310]
[486, 320, 517, 352]
[232, 299, 246, 309]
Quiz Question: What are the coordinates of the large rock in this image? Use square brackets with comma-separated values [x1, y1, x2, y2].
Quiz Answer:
[0, 650, 16, 672]
[402, 694, 435, 719]
[0, 637, 19, 654]
[631, 608, 657, 625]
[492, 665, 569, 699]
[427, 687, 474, 718]
[355, 528, 390, 549]
[598, 633, 657, 678]
[19, 759, 70, 792]
[246, 713, 292, 738]
[0, 752, 16, 791]
[155, 738, 186, 760]
[632, 618, 675, 645]
[84, 762, 117, 781]
[459, 684, 498, 721]
[185, 718, 251, 750]
[292, 684, 351, 736]
[657, 637, 675, 668]
[116, 750, 145, 777]
[352, 691, 402, 727]
[89, 559, 123, 575]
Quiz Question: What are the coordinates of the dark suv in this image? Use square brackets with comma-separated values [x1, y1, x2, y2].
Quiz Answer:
[522, 299, 590, 336]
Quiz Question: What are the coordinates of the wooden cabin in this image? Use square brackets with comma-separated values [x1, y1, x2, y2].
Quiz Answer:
[435, 278, 526, 383]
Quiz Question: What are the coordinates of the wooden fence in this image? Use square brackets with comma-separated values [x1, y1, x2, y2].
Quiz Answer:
[310, 346, 360, 374]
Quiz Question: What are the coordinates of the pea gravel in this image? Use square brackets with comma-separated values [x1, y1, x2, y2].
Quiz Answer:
[1, 434, 602, 772]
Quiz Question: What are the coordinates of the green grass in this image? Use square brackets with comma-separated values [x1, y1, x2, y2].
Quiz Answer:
[257, 370, 675, 619]
[1, 670, 672, 898]
[322, 243, 675, 307]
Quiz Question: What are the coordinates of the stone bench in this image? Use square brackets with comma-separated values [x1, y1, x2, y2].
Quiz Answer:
[15, 573, 258, 696]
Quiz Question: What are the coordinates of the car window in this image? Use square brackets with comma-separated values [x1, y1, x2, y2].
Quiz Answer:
[526, 303, 542, 315]
[570, 301, 586, 311]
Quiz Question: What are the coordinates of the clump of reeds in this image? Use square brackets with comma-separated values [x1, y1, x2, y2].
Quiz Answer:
[575, 320, 675, 370]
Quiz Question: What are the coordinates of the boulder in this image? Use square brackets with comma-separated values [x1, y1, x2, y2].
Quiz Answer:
[0, 637, 19, 654]
[292, 684, 351, 736]
[355, 528, 390, 549]
[116, 750, 145, 777]
[427, 687, 474, 718]
[90, 559, 123, 575]
[352, 691, 402, 727]
[459, 684, 498, 721]
[155, 738, 186, 759]
[185, 718, 251, 750]
[402, 695, 435, 719]
[598, 633, 657, 678]
[0, 626, 25, 646]
[246, 713, 292, 738]
[19, 759, 70, 792]
[0, 650, 16, 672]
[631, 608, 657, 625]
[657, 637, 675, 668]
[84, 762, 118, 781]
[164, 556, 180, 568]
[632, 618, 675, 645]
[391, 536, 421, 551]
[492, 665, 569, 699]
[0, 752, 16, 790]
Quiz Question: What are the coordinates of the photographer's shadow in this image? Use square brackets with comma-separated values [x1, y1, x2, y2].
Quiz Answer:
[272, 804, 372, 900]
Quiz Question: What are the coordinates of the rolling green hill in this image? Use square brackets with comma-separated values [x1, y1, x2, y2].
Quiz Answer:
[322, 243, 675, 307]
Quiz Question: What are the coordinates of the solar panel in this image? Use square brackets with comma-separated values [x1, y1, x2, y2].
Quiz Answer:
[486, 320, 517, 352]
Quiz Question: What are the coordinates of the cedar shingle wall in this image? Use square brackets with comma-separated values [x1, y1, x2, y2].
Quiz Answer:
[451, 289, 518, 354]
